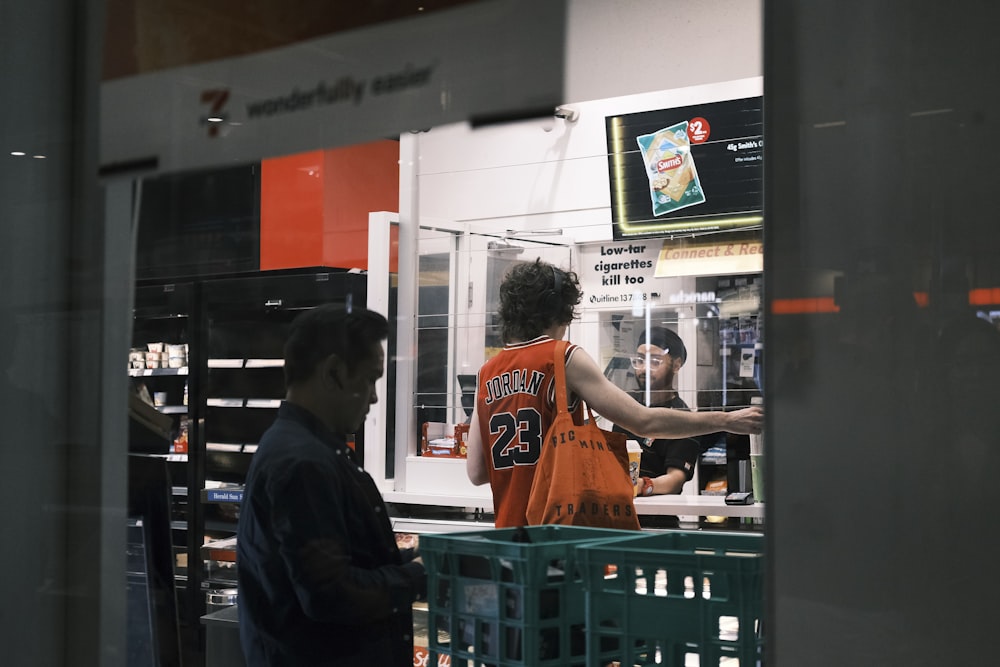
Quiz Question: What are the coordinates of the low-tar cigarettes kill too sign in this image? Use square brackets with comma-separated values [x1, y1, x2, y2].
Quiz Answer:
[579, 241, 663, 308]
[579, 239, 762, 307]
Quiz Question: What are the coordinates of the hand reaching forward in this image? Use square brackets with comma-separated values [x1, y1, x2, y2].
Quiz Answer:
[725, 406, 764, 434]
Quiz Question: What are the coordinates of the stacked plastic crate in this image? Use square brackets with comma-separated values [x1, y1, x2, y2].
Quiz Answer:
[421, 526, 764, 667]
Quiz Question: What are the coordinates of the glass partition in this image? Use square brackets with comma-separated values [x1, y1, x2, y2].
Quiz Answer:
[413, 227, 572, 460]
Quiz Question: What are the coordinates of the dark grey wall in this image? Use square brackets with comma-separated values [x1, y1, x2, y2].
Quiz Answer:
[0, 2, 129, 666]
[766, 1, 1000, 664]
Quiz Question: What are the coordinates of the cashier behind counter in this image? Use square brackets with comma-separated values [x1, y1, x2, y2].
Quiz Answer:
[613, 327, 709, 528]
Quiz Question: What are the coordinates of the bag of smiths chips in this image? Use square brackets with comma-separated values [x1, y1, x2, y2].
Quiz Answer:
[636, 119, 706, 217]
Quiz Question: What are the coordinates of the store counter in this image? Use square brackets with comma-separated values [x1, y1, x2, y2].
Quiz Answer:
[387, 491, 764, 534]
[633, 494, 764, 519]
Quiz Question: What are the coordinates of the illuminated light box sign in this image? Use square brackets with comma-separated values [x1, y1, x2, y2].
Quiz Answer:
[607, 96, 763, 240]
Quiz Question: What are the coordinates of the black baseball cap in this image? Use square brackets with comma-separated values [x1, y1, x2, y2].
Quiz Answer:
[637, 326, 687, 363]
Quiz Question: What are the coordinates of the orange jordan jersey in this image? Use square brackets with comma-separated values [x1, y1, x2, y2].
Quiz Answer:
[475, 336, 581, 527]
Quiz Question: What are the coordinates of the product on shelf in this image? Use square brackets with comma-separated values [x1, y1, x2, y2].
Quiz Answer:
[127, 342, 189, 371]
[421, 421, 468, 458]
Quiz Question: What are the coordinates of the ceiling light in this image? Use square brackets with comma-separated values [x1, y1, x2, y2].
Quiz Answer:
[33, 155, 46, 159]
[10, 151, 25, 156]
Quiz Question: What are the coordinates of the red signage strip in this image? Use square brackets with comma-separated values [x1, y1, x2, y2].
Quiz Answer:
[969, 288, 1000, 306]
[771, 297, 839, 314]
[772, 289, 1000, 314]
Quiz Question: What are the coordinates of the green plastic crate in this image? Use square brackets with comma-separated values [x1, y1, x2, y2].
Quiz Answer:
[421, 525, 639, 667]
[577, 531, 764, 666]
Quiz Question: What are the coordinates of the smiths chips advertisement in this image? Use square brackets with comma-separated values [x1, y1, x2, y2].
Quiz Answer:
[607, 96, 763, 240]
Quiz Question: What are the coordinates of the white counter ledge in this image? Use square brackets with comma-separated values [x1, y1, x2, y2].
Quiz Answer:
[633, 494, 764, 519]
[383, 490, 764, 519]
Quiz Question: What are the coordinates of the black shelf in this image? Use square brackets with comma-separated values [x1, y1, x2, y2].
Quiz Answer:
[198, 271, 369, 480]
[130, 281, 202, 659]
[129, 269, 369, 667]
[128, 367, 189, 377]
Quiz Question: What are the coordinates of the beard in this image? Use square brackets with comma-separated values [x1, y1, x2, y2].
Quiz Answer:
[636, 374, 673, 393]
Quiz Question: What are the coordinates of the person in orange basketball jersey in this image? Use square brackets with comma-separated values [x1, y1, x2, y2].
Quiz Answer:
[465, 259, 763, 527]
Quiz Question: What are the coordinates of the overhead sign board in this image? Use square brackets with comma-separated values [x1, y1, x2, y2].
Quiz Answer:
[654, 240, 763, 277]
[100, 0, 567, 177]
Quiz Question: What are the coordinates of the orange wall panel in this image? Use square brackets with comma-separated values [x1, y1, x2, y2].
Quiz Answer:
[322, 141, 399, 272]
[260, 141, 399, 272]
[259, 151, 325, 270]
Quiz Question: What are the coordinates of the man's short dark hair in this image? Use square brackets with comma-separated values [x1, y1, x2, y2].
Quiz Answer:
[498, 259, 582, 343]
[283, 304, 388, 386]
[637, 326, 687, 364]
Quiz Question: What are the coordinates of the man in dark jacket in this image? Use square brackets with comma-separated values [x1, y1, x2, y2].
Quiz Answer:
[237, 304, 425, 666]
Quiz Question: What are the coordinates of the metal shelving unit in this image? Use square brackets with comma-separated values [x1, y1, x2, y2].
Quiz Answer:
[193, 268, 370, 593]
[129, 281, 201, 662]
[129, 269, 368, 665]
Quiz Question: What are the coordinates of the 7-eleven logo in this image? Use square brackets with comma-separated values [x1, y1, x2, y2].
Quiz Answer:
[200, 89, 230, 137]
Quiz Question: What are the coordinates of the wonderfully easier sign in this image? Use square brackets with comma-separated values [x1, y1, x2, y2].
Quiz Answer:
[100, 0, 567, 176]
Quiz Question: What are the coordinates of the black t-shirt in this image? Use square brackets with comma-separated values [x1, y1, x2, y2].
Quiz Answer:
[614, 394, 710, 529]
[614, 393, 701, 482]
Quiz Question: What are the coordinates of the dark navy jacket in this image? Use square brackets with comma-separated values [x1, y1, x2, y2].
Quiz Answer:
[237, 402, 425, 666]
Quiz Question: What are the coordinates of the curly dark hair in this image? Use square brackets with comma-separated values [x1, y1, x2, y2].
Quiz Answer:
[498, 259, 582, 342]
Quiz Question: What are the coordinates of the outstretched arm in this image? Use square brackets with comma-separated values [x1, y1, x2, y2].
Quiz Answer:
[640, 467, 689, 496]
[565, 348, 763, 438]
